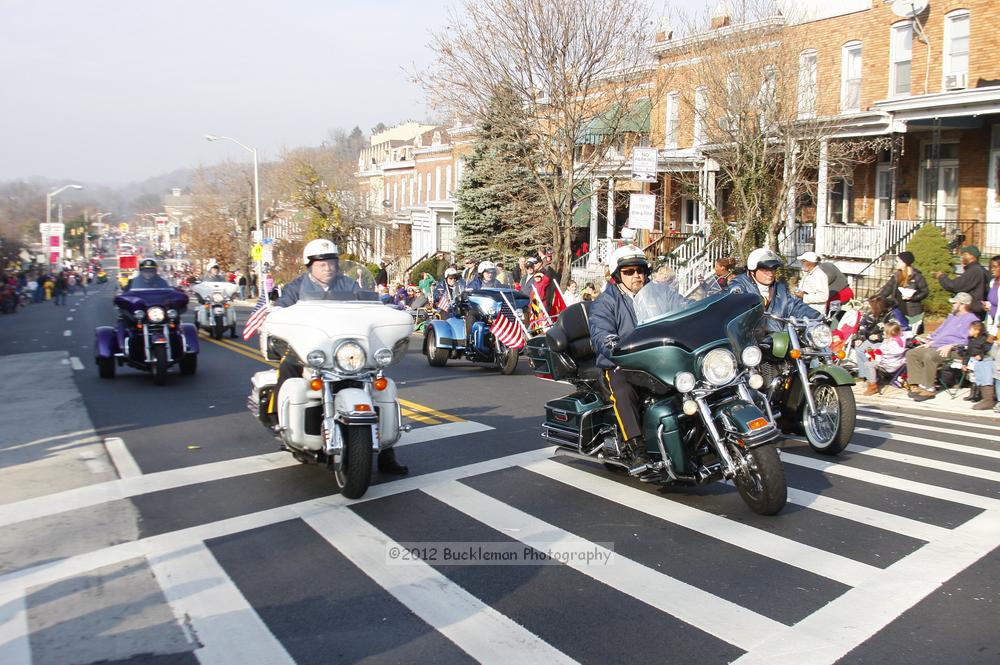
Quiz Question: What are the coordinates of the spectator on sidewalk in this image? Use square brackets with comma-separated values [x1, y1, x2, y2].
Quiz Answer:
[905, 292, 979, 402]
[53, 270, 68, 306]
[794, 252, 830, 314]
[961, 320, 995, 409]
[935, 246, 988, 316]
[238, 272, 248, 300]
[876, 251, 929, 320]
[375, 259, 389, 288]
[861, 322, 907, 396]
[853, 296, 910, 369]
[819, 257, 853, 307]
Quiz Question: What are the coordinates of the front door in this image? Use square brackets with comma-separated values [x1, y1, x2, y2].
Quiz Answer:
[918, 141, 959, 222]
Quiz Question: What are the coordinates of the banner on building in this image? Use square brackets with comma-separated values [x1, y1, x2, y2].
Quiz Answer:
[627, 194, 656, 230]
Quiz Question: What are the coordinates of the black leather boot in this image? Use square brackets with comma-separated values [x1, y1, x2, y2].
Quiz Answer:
[624, 438, 651, 474]
[378, 447, 409, 475]
[964, 385, 981, 402]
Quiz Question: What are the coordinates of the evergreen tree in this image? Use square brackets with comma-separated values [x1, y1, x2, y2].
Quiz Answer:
[905, 224, 956, 318]
[454, 85, 547, 267]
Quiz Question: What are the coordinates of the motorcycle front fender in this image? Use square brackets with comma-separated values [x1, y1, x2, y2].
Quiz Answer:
[94, 326, 119, 358]
[427, 318, 465, 350]
[715, 401, 778, 448]
[179, 323, 200, 354]
[808, 363, 854, 387]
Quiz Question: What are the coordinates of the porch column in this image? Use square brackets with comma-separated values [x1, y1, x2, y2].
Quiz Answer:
[698, 163, 715, 234]
[815, 140, 829, 257]
[785, 143, 797, 255]
[606, 178, 616, 240]
[429, 211, 439, 256]
[588, 178, 600, 265]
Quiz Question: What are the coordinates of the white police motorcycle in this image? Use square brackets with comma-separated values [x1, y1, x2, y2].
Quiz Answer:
[192, 280, 238, 339]
[246, 258, 413, 499]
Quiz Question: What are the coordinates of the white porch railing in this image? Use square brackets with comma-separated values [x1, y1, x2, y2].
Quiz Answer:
[571, 237, 629, 269]
[819, 219, 922, 260]
[673, 238, 732, 297]
[779, 224, 814, 258]
[659, 233, 706, 270]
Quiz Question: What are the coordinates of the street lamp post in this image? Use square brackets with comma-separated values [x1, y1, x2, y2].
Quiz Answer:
[87, 212, 112, 266]
[205, 134, 262, 296]
[45, 184, 83, 269]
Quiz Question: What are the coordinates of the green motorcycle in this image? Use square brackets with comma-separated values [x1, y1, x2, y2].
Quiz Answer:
[759, 315, 856, 455]
[527, 282, 787, 515]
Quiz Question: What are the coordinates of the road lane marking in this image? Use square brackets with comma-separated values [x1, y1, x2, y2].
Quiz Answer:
[69, 356, 84, 371]
[306, 505, 577, 665]
[104, 437, 142, 478]
[423, 480, 784, 652]
[0, 593, 30, 665]
[857, 406, 1000, 431]
[780, 452, 1000, 510]
[399, 398, 464, 423]
[0, 447, 558, 599]
[785, 488, 948, 542]
[525, 459, 878, 587]
[843, 444, 1000, 482]
[0, 420, 498, 528]
[854, 420, 1000, 448]
[63, 330, 72, 336]
[66, 316, 73, 321]
[148, 542, 296, 665]
[733, 509, 1000, 665]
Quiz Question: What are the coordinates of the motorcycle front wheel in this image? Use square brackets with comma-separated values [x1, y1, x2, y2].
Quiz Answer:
[803, 383, 855, 455]
[497, 344, 518, 375]
[152, 345, 168, 386]
[731, 443, 786, 515]
[212, 317, 223, 340]
[333, 425, 373, 499]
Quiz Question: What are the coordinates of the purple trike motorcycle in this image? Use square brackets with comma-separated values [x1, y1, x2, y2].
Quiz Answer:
[94, 286, 199, 385]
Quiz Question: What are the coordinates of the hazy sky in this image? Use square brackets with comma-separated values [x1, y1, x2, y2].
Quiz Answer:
[1, 0, 708, 185]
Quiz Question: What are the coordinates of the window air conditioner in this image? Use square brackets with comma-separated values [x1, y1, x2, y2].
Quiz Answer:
[945, 73, 967, 90]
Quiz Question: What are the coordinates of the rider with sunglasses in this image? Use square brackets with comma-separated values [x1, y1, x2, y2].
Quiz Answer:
[726, 247, 821, 331]
[589, 245, 657, 473]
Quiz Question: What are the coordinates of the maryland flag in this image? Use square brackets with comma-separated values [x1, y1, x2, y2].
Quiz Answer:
[528, 284, 555, 333]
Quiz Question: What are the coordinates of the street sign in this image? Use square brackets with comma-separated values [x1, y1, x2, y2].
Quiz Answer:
[631, 147, 659, 183]
[251, 243, 263, 261]
[627, 194, 656, 230]
[119, 223, 129, 232]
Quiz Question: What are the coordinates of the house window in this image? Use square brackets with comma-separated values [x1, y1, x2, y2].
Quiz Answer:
[446, 165, 452, 196]
[798, 50, 817, 119]
[943, 10, 970, 89]
[828, 177, 853, 224]
[694, 87, 707, 145]
[759, 66, 777, 131]
[840, 41, 862, 112]
[664, 91, 679, 148]
[889, 22, 912, 97]
[417, 171, 423, 204]
[435, 166, 442, 200]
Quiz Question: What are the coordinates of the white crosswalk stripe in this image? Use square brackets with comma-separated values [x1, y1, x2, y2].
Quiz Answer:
[4, 409, 1000, 665]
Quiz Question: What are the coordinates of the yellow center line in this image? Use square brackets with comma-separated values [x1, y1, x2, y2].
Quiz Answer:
[200, 332, 453, 424]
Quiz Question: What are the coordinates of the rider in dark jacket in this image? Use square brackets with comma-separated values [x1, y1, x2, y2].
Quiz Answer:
[432, 268, 466, 317]
[125, 259, 170, 291]
[726, 248, 822, 330]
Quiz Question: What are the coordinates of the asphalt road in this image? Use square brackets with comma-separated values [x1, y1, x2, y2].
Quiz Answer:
[0, 275, 998, 665]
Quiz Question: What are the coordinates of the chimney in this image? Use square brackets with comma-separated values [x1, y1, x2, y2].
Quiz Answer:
[711, 1, 732, 29]
[655, 17, 673, 42]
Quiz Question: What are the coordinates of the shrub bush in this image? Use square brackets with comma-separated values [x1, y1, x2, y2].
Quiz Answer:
[409, 257, 450, 285]
[905, 224, 958, 318]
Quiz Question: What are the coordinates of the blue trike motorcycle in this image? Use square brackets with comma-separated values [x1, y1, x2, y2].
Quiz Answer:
[94, 286, 200, 385]
[423, 288, 531, 375]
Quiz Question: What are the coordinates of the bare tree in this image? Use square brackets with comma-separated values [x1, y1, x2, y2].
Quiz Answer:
[188, 164, 252, 273]
[670, 1, 893, 260]
[417, 0, 660, 280]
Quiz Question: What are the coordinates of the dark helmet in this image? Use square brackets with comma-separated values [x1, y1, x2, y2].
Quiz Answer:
[139, 258, 158, 270]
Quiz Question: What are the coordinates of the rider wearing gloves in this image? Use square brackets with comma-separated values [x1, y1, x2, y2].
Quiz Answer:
[588, 245, 653, 473]
[269, 239, 408, 475]
[726, 248, 822, 330]
[124, 259, 170, 291]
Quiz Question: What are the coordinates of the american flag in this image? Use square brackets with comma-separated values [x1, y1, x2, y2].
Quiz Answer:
[436, 287, 451, 311]
[490, 310, 526, 350]
[242, 293, 271, 340]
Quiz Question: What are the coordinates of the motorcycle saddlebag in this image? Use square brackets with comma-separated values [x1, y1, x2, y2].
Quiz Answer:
[542, 390, 613, 450]
[526, 336, 554, 378]
[248, 369, 278, 424]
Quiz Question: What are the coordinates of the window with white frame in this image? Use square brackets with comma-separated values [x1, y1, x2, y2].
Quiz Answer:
[889, 22, 912, 97]
[758, 66, 777, 131]
[943, 10, 970, 89]
[664, 91, 679, 148]
[798, 50, 817, 119]
[840, 41, 862, 112]
[694, 87, 707, 145]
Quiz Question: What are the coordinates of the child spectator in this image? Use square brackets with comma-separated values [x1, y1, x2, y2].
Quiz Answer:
[861, 322, 907, 396]
[962, 320, 994, 409]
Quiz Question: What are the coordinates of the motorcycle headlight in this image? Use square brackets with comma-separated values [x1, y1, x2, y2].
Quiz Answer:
[133, 309, 145, 321]
[211, 292, 224, 303]
[373, 347, 394, 367]
[701, 348, 737, 386]
[675, 371, 696, 393]
[146, 307, 165, 323]
[808, 324, 833, 349]
[306, 350, 327, 368]
[166, 309, 178, 320]
[741, 345, 762, 368]
[334, 341, 366, 373]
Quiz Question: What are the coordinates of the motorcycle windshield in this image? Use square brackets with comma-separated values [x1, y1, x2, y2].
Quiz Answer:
[297, 259, 381, 303]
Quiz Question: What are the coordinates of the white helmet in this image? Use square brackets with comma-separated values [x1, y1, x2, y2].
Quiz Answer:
[444, 267, 460, 278]
[302, 238, 339, 265]
[608, 245, 648, 278]
[477, 260, 496, 274]
[746, 248, 783, 271]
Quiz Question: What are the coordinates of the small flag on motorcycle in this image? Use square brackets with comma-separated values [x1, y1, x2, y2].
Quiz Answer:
[242, 292, 270, 340]
[490, 310, 526, 350]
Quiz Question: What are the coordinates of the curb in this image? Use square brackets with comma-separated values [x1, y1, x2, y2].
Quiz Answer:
[853, 382, 1000, 420]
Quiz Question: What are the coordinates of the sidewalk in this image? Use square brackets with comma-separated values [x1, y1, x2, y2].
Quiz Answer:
[851, 378, 1000, 420]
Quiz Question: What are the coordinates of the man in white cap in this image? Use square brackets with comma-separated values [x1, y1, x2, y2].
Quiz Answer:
[904, 291, 979, 401]
[793, 251, 829, 314]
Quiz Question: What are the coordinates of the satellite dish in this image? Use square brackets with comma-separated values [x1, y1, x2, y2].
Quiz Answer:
[891, 0, 929, 18]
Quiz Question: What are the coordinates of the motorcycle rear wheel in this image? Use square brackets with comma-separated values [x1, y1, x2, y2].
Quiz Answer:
[152, 345, 168, 386]
[425, 329, 448, 367]
[179, 353, 197, 375]
[497, 344, 518, 375]
[731, 444, 786, 515]
[803, 383, 855, 455]
[333, 426, 374, 499]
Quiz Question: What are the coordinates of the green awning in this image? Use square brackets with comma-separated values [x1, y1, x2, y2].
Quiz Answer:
[578, 98, 651, 144]
[572, 182, 592, 227]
